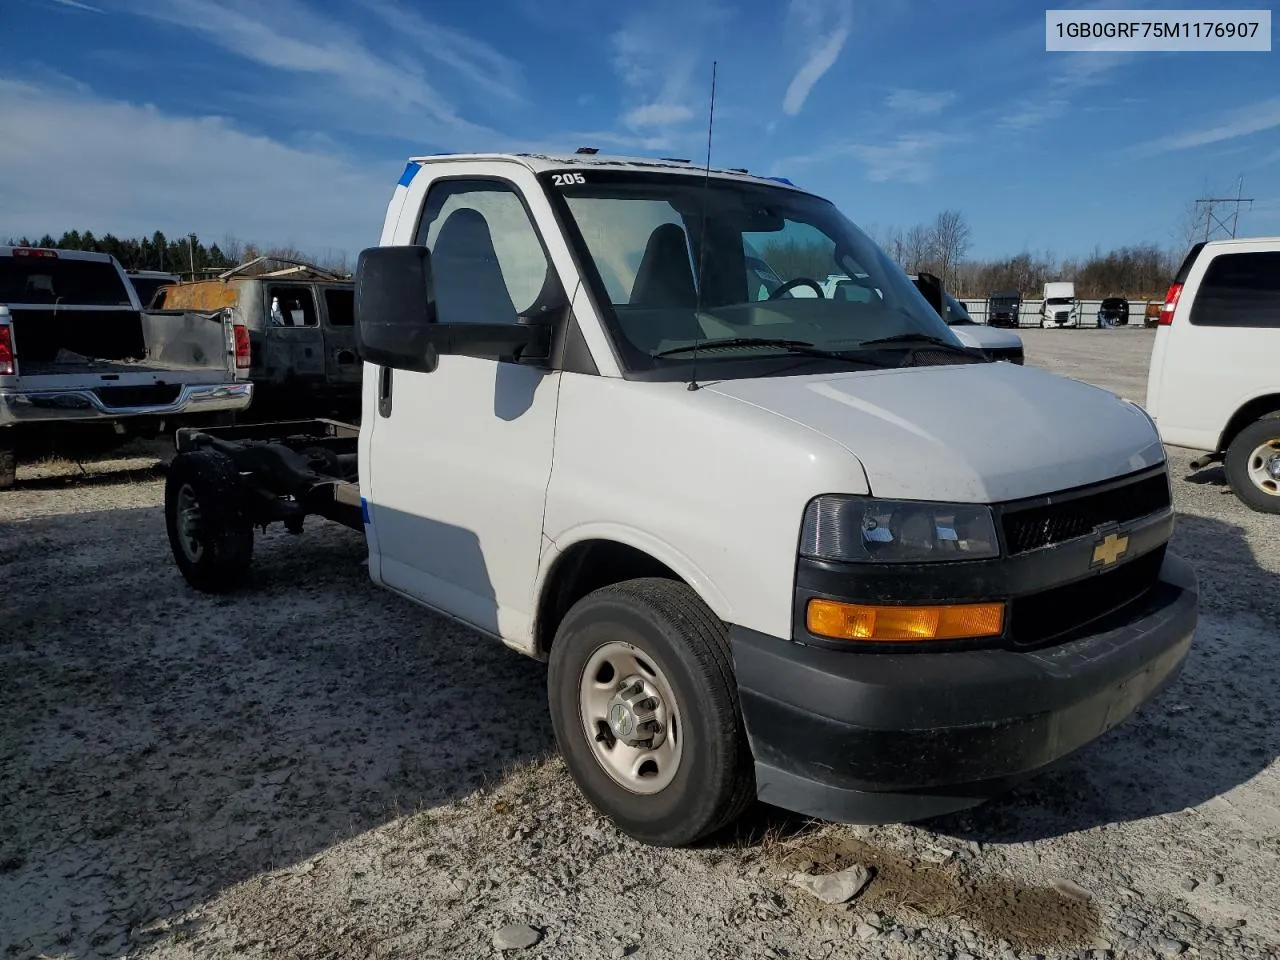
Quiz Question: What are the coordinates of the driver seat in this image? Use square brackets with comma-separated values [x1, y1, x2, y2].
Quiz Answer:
[630, 223, 697, 308]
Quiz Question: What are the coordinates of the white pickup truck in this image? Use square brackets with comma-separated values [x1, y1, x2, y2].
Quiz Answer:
[0, 247, 253, 487]
[162, 153, 1197, 846]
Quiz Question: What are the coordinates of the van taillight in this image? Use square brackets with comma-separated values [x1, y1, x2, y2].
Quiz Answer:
[233, 324, 251, 368]
[0, 325, 13, 375]
[1158, 282, 1183, 326]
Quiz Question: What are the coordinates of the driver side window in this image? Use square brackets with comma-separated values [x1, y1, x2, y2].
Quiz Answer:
[415, 179, 561, 325]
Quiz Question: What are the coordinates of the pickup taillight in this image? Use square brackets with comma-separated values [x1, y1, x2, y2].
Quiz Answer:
[0, 325, 14, 376]
[1157, 282, 1183, 326]
[233, 324, 251, 369]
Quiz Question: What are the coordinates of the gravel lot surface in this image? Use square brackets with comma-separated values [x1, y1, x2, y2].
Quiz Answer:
[2, 328, 1277, 960]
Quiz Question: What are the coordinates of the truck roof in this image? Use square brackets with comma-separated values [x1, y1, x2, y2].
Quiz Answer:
[403, 152, 805, 191]
[1194, 236, 1280, 250]
[0, 246, 117, 263]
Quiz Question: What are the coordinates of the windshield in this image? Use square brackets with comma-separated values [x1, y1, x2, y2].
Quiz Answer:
[0, 255, 134, 307]
[543, 171, 959, 374]
[1047, 297, 1073, 306]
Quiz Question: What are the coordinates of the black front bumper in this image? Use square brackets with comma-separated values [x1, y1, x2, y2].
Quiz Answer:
[732, 552, 1197, 823]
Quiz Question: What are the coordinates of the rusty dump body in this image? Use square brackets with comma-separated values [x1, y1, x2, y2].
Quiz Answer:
[157, 261, 360, 420]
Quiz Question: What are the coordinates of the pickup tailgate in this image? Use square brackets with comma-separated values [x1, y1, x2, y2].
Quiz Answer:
[9, 306, 240, 388]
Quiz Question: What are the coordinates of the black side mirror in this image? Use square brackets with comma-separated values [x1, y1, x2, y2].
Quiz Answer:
[914, 271, 945, 318]
[355, 245, 553, 371]
[355, 245, 439, 372]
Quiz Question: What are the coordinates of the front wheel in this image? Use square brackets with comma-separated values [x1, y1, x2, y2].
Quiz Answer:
[547, 578, 755, 846]
[1225, 414, 1280, 514]
[165, 449, 254, 591]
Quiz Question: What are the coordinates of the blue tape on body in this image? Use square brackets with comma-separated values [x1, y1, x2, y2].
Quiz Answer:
[361, 497, 371, 524]
[397, 162, 420, 187]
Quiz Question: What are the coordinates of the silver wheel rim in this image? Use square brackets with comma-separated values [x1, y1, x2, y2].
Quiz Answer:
[1247, 440, 1280, 497]
[578, 640, 683, 795]
[176, 483, 205, 562]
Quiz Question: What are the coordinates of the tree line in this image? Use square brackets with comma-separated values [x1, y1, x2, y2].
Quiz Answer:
[864, 212, 1178, 300]
[3, 231, 351, 278]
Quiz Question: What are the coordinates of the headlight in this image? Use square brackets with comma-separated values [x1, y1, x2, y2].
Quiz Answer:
[800, 496, 1000, 562]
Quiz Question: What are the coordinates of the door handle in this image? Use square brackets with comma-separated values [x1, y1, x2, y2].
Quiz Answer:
[378, 366, 393, 418]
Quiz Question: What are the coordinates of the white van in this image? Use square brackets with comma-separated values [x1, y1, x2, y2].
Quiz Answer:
[1040, 281, 1079, 328]
[1146, 237, 1280, 512]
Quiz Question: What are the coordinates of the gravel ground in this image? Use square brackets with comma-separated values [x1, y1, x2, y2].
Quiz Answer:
[2, 329, 1278, 960]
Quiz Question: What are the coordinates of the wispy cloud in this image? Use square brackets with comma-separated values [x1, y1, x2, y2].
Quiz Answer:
[845, 134, 962, 183]
[623, 103, 696, 129]
[1132, 97, 1280, 156]
[0, 79, 388, 254]
[357, 0, 525, 105]
[609, 0, 728, 140]
[885, 88, 957, 116]
[782, 0, 853, 117]
[999, 97, 1069, 131]
[998, 50, 1134, 131]
[126, 0, 507, 145]
[776, 132, 963, 184]
[44, 0, 105, 11]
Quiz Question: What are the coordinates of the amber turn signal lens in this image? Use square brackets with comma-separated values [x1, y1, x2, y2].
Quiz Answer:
[806, 599, 1005, 642]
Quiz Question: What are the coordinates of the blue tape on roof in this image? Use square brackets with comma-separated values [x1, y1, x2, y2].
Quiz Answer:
[767, 176, 794, 186]
[397, 162, 420, 187]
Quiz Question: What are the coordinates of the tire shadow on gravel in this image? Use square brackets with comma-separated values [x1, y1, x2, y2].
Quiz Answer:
[925, 512, 1280, 844]
[0, 503, 553, 960]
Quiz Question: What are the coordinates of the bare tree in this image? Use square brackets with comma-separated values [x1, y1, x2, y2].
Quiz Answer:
[902, 224, 934, 275]
[220, 233, 245, 264]
[930, 210, 971, 291]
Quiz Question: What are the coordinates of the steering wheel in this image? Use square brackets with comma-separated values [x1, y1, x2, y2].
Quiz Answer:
[769, 277, 825, 299]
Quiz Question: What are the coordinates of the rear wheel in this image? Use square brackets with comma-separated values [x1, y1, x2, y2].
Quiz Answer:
[547, 578, 755, 846]
[165, 449, 253, 591]
[1225, 414, 1280, 514]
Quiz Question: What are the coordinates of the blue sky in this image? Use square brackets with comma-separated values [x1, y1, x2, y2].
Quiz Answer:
[1, 0, 1277, 261]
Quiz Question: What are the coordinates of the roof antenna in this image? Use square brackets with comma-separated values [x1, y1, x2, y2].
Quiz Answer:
[688, 60, 717, 392]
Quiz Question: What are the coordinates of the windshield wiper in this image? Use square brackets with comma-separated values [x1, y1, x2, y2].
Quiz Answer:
[856, 333, 975, 353]
[651, 337, 862, 362]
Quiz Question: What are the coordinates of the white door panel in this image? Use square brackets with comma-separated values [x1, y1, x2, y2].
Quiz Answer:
[363, 167, 570, 645]
[370, 357, 560, 639]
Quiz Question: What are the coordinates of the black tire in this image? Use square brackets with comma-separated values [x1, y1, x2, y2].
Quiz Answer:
[164, 449, 254, 591]
[0, 431, 15, 491]
[1225, 413, 1280, 514]
[547, 577, 755, 847]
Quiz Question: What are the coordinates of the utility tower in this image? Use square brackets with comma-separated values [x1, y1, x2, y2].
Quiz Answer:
[1195, 177, 1254, 242]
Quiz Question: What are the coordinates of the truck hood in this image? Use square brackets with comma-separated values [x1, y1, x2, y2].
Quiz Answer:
[706, 362, 1164, 503]
[949, 325, 1023, 350]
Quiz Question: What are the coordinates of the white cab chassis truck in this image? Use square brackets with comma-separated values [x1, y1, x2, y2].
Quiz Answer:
[163, 154, 1197, 847]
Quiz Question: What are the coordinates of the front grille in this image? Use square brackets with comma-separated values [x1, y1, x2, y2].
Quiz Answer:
[1010, 545, 1165, 646]
[93, 384, 183, 408]
[1000, 471, 1171, 555]
[1055, 311, 1069, 320]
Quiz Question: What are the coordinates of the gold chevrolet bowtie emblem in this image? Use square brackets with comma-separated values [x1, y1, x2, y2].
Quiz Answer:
[1092, 532, 1130, 567]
